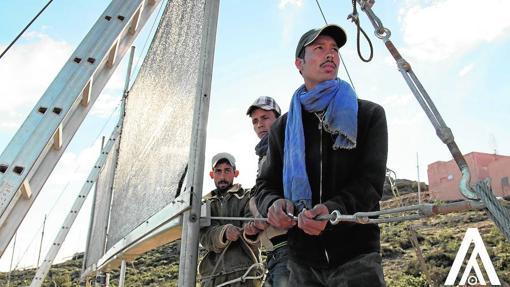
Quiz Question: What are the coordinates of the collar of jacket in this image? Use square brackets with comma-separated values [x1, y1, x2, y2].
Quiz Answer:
[210, 183, 243, 198]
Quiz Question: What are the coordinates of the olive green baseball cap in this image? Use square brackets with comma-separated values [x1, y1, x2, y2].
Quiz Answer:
[295, 24, 347, 58]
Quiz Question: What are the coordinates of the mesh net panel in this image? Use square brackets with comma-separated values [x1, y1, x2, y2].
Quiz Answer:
[84, 139, 119, 268]
[106, 0, 205, 250]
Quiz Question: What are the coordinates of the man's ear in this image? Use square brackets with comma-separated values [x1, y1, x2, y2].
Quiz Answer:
[234, 170, 239, 177]
[209, 171, 214, 179]
[295, 57, 304, 72]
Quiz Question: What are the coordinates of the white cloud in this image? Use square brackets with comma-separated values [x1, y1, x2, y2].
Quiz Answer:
[90, 93, 121, 118]
[48, 140, 102, 186]
[458, 63, 474, 77]
[0, 32, 73, 131]
[0, 31, 126, 132]
[278, 0, 304, 10]
[277, 0, 306, 46]
[85, 39, 126, 118]
[380, 93, 413, 109]
[400, 0, 510, 61]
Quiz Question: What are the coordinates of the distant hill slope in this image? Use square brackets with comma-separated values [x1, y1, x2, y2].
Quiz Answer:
[1, 205, 508, 286]
[381, 209, 509, 286]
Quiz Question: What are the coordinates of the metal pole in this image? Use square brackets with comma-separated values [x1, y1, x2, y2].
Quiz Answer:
[121, 46, 135, 120]
[178, 0, 219, 286]
[124, 46, 136, 94]
[119, 260, 127, 287]
[37, 214, 47, 268]
[408, 226, 433, 286]
[6, 232, 17, 287]
[417, 153, 421, 204]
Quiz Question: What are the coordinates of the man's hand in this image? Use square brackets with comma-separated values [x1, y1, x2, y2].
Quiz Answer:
[243, 221, 262, 236]
[267, 199, 296, 229]
[253, 218, 269, 231]
[297, 204, 329, 236]
[248, 197, 269, 231]
[224, 224, 241, 241]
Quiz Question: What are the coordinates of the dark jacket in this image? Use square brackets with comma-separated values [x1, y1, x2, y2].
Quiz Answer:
[255, 99, 388, 268]
[199, 184, 261, 287]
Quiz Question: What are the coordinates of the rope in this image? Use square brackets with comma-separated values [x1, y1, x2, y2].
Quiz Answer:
[199, 237, 263, 286]
[208, 241, 232, 282]
[476, 180, 510, 241]
[215, 263, 265, 287]
[0, 0, 54, 61]
[348, 0, 373, 62]
[386, 168, 402, 206]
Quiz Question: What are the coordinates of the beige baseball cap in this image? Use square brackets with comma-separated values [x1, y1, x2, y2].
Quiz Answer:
[211, 152, 236, 169]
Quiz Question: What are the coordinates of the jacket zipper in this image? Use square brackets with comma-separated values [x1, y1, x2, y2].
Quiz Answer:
[315, 112, 330, 264]
[315, 112, 324, 204]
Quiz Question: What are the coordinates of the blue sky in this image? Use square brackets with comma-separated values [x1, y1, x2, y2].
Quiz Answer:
[1, 0, 509, 271]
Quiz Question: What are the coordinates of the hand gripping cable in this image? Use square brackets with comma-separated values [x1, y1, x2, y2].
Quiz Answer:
[202, 199, 510, 226]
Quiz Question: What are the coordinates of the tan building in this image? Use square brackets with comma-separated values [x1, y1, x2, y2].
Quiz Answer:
[427, 152, 510, 201]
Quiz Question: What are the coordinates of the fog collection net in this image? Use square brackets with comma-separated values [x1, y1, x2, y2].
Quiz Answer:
[84, 0, 207, 268]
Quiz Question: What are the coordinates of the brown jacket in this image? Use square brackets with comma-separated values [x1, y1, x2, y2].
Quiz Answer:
[199, 184, 262, 287]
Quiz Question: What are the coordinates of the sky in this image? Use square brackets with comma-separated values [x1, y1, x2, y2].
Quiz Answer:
[1, 0, 509, 272]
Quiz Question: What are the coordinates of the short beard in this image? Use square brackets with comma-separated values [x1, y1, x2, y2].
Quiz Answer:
[216, 181, 232, 192]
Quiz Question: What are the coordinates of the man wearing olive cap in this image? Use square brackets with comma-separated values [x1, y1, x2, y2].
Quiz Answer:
[255, 24, 388, 286]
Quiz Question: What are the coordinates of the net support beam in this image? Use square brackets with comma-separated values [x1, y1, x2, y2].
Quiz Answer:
[0, 0, 162, 256]
[178, 0, 220, 286]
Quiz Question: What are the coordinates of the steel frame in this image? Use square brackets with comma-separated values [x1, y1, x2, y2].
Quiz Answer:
[0, 0, 162, 256]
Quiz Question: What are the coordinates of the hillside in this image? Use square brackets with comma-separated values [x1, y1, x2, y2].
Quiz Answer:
[1, 205, 509, 286]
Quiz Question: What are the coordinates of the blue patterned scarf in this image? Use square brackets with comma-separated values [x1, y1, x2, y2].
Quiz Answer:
[283, 78, 358, 209]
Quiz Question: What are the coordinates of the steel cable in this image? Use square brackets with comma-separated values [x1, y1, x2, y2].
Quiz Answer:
[0, 0, 54, 61]
[348, 0, 373, 62]
[476, 180, 510, 241]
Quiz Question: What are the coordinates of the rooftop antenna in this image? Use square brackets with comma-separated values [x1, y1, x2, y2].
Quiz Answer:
[489, 134, 497, 155]
[36, 214, 47, 268]
[7, 232, 17, 287]
[416, 153, 421, 204]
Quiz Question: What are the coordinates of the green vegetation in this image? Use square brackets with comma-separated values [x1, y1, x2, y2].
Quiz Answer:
[382, 210, 510, 286]
[1, 210, 508, 286]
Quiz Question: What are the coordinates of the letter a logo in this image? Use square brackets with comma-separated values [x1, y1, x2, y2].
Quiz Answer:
[445, 228, 501, 286]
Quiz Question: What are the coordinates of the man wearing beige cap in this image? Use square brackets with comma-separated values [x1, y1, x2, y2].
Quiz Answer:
[199, 153, 262, 287]
[255, 24, 388, 286]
